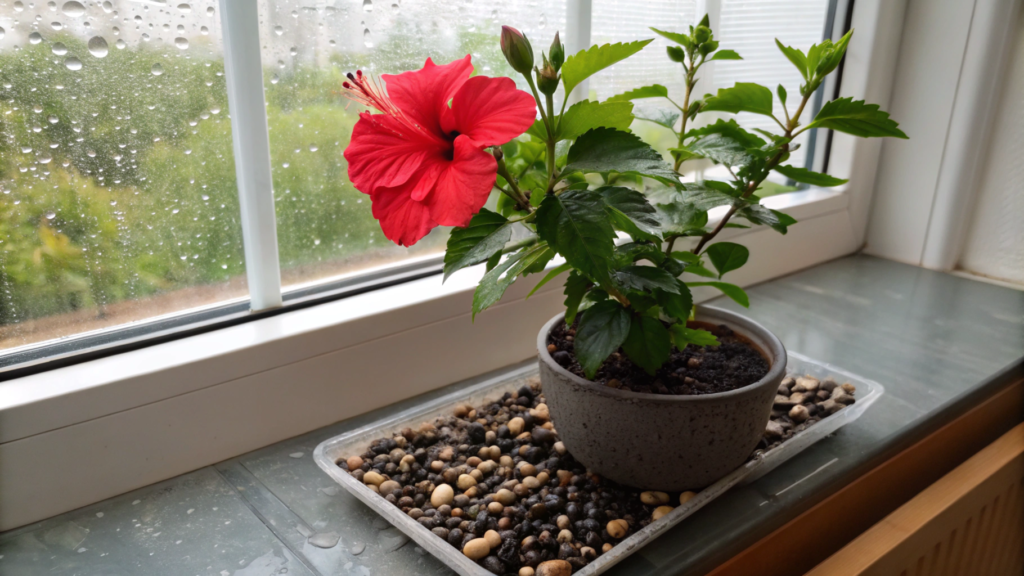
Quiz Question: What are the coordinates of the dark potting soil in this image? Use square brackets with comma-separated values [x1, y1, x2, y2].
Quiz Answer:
[547, 320, 770, 395]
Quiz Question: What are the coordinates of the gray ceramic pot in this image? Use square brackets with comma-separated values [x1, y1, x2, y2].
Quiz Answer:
[537, 306, 786, 491]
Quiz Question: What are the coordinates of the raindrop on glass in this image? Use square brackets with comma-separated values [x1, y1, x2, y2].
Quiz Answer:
[0, 27, 4, 40]
[52, 42, 67, 55]
[363, 28, 373, 48]
[362, 0, 372, 11]
[48, 115, 58, 124]
[29, 32, 43, 44]
[539, 14, 546, 28]
[45, 211, 56, 220]
[207, 6, 215, 16]
[141, 33, 150, 42]
[270, 73, 279, 84]
[51, 22, 64, 31]
[176, 3, 191, 13]
[274, 25, 283, 36]
[88, 36, 108, 58]
[151, 63, 164, 76]
[391, 2, 399, 12]
[64, 56, 82, 71]
[33, 105, 43, 113]
[48, 1, 57, 10]
[289, 46, 297, 56]
[174, 37, 188, 50]
[328, 39, 336, 47]
[38, 152, 53, 164]
[200, 26, 208, 35]
[102, 1, 112, 13]
[13, 1, 24, 12]
[20, 146, 32, 153]
[309, 144, 318, 152]
[115, 39, 126, 49]
[62, 1, 85, 17]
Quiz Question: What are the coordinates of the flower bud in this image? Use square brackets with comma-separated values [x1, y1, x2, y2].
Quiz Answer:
[501, 26, 534, 75]
[549, 31, 565, 71]
[694, 25, 711, 44]
[537, 55, 559, 95]
[666, 45, 686, 63]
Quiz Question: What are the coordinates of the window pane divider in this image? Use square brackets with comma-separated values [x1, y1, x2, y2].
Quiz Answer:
[566, 0, 593, 104]
[219, 0, 283, 312]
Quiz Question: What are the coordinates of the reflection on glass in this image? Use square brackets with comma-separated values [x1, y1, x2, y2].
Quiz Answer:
[259, 0, 566, 288]
[0, 1, 243, 351]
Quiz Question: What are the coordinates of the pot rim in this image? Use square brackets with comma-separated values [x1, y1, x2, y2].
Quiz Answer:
[537, 305, 787, 403]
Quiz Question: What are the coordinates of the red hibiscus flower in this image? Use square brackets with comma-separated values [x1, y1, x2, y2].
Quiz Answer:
[343, 56, 537, 246]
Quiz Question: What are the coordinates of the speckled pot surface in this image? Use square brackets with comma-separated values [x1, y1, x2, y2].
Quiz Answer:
[538, 306, 786, 491]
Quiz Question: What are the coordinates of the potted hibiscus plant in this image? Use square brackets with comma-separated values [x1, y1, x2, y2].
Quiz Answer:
[343, 19, 905, 491]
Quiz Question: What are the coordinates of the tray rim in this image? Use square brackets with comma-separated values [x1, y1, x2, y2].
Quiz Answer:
[313, 352, 885, 576]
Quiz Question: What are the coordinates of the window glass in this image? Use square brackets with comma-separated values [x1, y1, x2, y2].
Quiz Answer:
[0, 1, 243, 352]
[258, 0, 566, 289]
[590, 0, 832, 186]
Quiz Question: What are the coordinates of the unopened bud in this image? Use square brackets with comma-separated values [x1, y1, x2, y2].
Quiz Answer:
[694, 25, 711, 44]
[549, 31, 565, 71]
[537, 56, 559, 95]
[501, 26, 534, 75]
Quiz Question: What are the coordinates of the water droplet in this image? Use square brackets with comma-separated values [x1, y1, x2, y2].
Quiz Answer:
[38, 152, 52, 164]
[391, 2, 399, 12]
[309, 144, 318, 152]
[64, 56, 82, 71]
[200, 26, 208, 35]
[62, 1, 85, 17]
[52, 42, 67, 55]
[274, 25, 283, 36]
[87, 150, 96, 157]
[363, 28, 373, 48]
[102, 1, 113, 13]
[289, 46, 297, 56]
[151, 63, 164, 76]
[270, 73, 279, 84]
[362, 0, 372, 11]
[29, 32, 43, 44]
[20, 146, 32, 153]
[48, 115, 58, 124]
[539, 14, 546, 28]
[207, 6, 215, 16]
[88, 36, 108, 58]
[328, 39, 336, 47]
[33, 105, 43, 113]
[141, 33, 150, 42]
[45, 211, 56, 219]
[176, 3, 191, 13]
[115, 39, 126, 49]
[0, 27, 5, 39]
[210, 106, 220, 114]
[13, 2, 24, 12]
[51, 22, 63, 31]
[282, 162, 289, 168]
[174, 37, 188, 50]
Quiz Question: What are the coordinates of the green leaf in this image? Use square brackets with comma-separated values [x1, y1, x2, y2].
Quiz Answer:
[574, 300, 631, 378]
[563, 270, 589, 325]
[607, 84, 669, 102]
[669, 324, 720, 348]
[773, 164, 848, 187]
[562, 40, 654, 96]
[701, 83, 774, 116]
[690, 133, 754, 167]
[556, 100, 635, 142]
[562, 127, 679, 185]
[527, 262, 571, 298]
[525, 118, 551, 141]
[737, 204, 797, 234]
[443, 209, 512, 281]
[689, 281, 750, 307]
[777, 84, 787, 106]
[472, 244, 553, 319]
[655, 202, 708, 236]
[536, 188, 616, 283]
[649, 27, 691, 46]
[656, 279, 693, 320]
[775, 39, 808, 79]
[808, 98, 908, 139]
[677, 183, 741, 211]
[816, 30, 852, 77]
[684, 262, 717, 278]
[485, 251, 502, 272]
[685, 119, 766, 149]
[599, 186, 661, 242]
[636, 108, 681, 131]
[705, 242, 749, 278]
[709, 49, 742, 61]
[613, 265, 680, 293]
[622, 315, 672, 375]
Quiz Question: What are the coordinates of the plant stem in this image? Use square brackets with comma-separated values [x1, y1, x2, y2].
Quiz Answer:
[544, 92, 559, 194]
[495, 158, 534, 212]
[672, 67, 695, 173]
[525, 75, 554, 140]
[690, 90, 812, 255]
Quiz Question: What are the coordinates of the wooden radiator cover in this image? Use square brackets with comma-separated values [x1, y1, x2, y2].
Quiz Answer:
[807, 422, 1024, 575]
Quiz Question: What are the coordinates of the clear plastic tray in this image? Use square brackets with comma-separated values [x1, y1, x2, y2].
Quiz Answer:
[313, 351, 884, 576]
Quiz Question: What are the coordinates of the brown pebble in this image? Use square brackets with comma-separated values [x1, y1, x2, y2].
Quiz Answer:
[453, 405, 469, 418]
[466, 456, 482, 467]
[494, 489, 516, 506]
[789, 404, 810, 423]
[841, 382, 856, 394]
[345, 456, 364, 471]
[606, 519, 628, 539]
[556, 515, 570, 530]
[557, 529, 573, 543]
[652, 505, 674, 520]
[487, 501, 504, 515]
[379, 480, 401, 495]
[431, 484, 454, 507]
[508, 417, 525, 436]
[536, 471, 550, 485]
[679, 491, 697, 505]
[519, 463, 538, 477]
[640, 491, 669, 506]
[462, 537, 490, 560]
[430, 460, 444, 472]
[547, 344, 557, 353]
[607, 378, 622, 388]
[602, 543, 613, 553]
[363, 471, 384, 487]
[687, 357, 701, 368]
[536, 559, 572, 576]
[484, 529, 502, 548]
[519, 568, 535, 576]
[439, 446, 454, 461]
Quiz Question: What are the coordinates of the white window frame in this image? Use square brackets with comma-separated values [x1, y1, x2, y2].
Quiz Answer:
[0, 0, 907, 531]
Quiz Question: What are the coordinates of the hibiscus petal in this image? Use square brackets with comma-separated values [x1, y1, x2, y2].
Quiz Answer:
[370, 184, 437, 247]
[450, 76, 537, 146]
[344, 112, 445, 196]
[426, 135, 497, 227]
[382, 55, 473, 137]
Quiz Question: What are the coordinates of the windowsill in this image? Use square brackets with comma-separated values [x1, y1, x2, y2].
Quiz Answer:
[2, 255, 1021, 575]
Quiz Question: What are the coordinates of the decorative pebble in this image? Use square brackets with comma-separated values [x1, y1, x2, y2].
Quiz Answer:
[652, 505, 674, 520]
[483, 529, 501, 548]
[430, 484, 454, 507]
[519, 567, 535, 576]
[362, 471, 384, 486]
[640, 491, 669, 505]
[456, 474, 477, 490]
[536, 559, 572, 576]
[346, 456, 364, 470]
[462, 537, 490, 560]
[789, 404, 810, 423]
[606, 519, 628, 539]
[679, 491, 697, 505]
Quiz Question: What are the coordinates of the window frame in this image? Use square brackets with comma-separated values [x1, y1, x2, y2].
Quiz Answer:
[0, 0, 906, 531]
